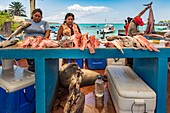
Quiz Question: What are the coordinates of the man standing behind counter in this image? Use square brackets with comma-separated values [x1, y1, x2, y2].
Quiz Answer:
[126, 4, 151, 67]
[128, 5, 151, 37]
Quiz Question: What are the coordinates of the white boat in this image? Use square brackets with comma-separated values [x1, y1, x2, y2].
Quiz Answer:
[157, 26, 167, 30]
[97, 24, 115, 34]
[162, 25, 170, 32]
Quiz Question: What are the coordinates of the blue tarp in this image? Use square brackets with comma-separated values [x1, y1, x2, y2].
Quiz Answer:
[0, 34, 6, 42]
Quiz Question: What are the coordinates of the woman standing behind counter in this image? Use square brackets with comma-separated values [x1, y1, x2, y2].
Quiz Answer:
[57, 13, 81, 65]
[57, 13, 81, 41]
[24, 8, 51, 72]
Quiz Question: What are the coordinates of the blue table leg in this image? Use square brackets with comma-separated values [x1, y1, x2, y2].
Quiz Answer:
[133, 58, 168, 113]
[35, 58, 59, 113]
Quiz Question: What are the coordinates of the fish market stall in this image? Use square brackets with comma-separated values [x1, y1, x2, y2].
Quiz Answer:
[0, 47, 169, 113]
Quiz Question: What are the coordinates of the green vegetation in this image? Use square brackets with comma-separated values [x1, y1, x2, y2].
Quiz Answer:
[158, 20, 170, 24]
[0, 11, 20, 32]
[8, 1, 26, 16]
[0, 1, 27, 31]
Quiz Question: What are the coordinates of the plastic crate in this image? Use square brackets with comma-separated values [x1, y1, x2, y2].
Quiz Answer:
[0, 34, 6, 42]
[0, 84, 35, 113]
[87, 58, 106, 70]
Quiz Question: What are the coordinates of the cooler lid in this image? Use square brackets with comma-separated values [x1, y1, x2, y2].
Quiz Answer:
[0, 66, 35, 92]
[107, 65, 156, 99]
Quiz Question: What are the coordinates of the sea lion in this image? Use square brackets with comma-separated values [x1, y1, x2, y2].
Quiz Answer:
[59, 63, 100, 88]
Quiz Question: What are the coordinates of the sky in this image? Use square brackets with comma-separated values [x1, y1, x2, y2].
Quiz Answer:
[0, 0, 169, 23]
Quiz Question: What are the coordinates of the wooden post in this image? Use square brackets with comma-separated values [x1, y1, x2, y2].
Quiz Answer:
[0, 22, 12, 37]
[30, 0, 35, 17]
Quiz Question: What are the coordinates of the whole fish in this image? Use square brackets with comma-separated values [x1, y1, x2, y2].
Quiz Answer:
[112, 39, 124, 54]
[0, 38, 19, 48]
[144, 3, 154, 34]
[7, 21, 32, 41]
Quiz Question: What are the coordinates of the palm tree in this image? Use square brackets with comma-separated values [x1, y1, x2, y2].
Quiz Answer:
[8, 1, 26, 16]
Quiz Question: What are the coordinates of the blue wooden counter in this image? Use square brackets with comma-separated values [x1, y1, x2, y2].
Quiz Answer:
[0, 48, 169, 113]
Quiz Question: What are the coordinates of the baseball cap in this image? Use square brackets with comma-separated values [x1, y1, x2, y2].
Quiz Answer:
[133, 16, 144, 26]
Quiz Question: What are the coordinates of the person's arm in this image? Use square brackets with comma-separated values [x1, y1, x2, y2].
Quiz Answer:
[77, 24, 81, 34]
[57, 25, 63, 41]
[44, 30, 50, 39]
[137, 6, 151, 17]
[44, 21, 51, 39]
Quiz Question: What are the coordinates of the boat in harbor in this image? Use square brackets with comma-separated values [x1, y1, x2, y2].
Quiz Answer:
[157, 26, 167, 30]
[50, 26, 59, 34]
[97, 24, 115, 34]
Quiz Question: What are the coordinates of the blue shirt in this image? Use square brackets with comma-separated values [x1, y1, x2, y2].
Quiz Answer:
[24, 19, 50, 37]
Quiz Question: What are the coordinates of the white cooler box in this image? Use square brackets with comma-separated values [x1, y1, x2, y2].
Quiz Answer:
[105, 65, 156, 113]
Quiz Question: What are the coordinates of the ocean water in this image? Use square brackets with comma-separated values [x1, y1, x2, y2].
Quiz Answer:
[50, 23, 164, 39]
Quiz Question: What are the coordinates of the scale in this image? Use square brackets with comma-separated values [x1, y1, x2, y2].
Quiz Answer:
[0, 59, 35, 92]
